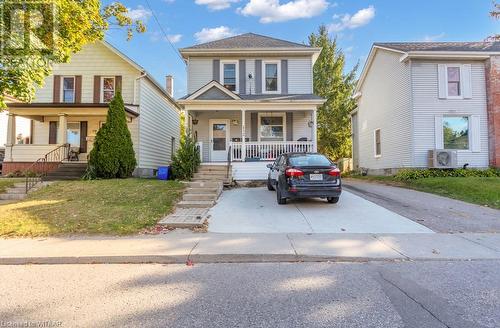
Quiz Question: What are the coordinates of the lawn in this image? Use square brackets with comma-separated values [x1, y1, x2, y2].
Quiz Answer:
[0, 178, 24, 193]
[350, 175, 500, 209]
[0, 179, 184, 237]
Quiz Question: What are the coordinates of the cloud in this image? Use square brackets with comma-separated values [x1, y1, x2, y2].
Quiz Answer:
[149, 31, 183, 44]
[194, 26, 237, 43]
[238, 0, 329, 23]
[127, 5, 152, 21]
[328, 5, 375, 32]
[195, 0, 240, 11]
[422, 32, 445, 42]
[167, 34, 183, 43]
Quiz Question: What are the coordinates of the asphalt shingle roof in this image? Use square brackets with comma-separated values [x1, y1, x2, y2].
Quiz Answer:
[375, 41, 500, 52]
[183, 33, 309, 50]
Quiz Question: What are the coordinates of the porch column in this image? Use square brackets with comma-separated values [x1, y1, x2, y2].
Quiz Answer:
[58, 113, 68, 144]
[6, 113, 16, 146]
[241, 109, 246, 161]
[312, 109, 318, 152]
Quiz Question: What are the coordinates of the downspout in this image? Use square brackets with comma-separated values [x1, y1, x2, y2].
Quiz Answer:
[134, 71, 147, 105]
[133, 71, 147, 173]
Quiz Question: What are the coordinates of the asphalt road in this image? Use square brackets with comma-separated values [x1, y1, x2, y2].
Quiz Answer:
[1, 261, 499, 327]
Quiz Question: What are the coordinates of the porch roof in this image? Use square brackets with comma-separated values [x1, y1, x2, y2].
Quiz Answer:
[7, 103, 140, 119]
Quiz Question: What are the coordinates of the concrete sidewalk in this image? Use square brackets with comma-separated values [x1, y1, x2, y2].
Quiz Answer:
[1, 231, 500, 264]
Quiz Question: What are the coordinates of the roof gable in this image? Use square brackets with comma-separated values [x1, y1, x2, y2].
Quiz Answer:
[374, 41, 500, 53]
[182, 33, 309, 50]
[186, 81, 241, 100]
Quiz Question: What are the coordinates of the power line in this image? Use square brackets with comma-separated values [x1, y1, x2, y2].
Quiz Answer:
[144, 0, 185, 64]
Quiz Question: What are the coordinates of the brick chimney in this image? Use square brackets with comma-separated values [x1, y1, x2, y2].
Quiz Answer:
[486, 56, 500, 168]
[166, 75, 174, 98]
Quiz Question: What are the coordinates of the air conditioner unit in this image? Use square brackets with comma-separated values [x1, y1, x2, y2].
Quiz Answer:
[428, 150, 458, 168]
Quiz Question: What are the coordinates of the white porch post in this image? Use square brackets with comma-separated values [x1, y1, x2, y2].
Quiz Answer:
[241, 109, 246, 161]
[58, 113, 68, 144]
[312, 109, 318, 152]
[184, 109, 189, 136]
[6, 113, 16, 146]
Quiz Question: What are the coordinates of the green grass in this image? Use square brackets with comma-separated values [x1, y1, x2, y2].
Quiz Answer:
[349, 175, 500, 209]
[0, 178, 24, 193]
[0, 179, 184, 237]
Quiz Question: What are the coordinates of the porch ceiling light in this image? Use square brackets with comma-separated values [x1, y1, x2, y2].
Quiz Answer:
[308, 120, 314, 128]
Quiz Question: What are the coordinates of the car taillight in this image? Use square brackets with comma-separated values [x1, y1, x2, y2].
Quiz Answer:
[285, 168, 304, 177]
[328, 168, 341, 177]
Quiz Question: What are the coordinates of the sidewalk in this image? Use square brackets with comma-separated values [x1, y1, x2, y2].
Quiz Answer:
[1, 231, 500, 264]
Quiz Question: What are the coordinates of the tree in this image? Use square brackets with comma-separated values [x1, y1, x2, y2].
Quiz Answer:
[309, 26, 358, 160]
[0, 0, 145, 109]
[88, 92, 137, 178]
[171, 135, 200, 180]
[490, 1, 500, 41]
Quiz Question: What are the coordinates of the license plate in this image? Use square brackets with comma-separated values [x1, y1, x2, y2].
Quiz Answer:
[309, 174, 323, 181]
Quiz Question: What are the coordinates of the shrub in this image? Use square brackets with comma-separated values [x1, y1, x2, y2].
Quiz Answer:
[88, 92, 137, 179]
[171, 135, 200, 180]
[394, 168, 500, 181]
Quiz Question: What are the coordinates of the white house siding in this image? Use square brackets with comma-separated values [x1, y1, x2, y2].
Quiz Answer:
[288, 57, 313, 94]
[232, 161, 272, 180]
[411, 60, 489, 168]
[357, 49, 413, 171]
[246, 59, 256, 94]
[187, 58, 213, 94]
[292, 111, 313, 141]
[34, 42, 140, 104]
[138, 78, 180, 170]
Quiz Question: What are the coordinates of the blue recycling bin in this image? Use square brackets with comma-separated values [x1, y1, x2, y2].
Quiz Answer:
[157, 166, 169, 180]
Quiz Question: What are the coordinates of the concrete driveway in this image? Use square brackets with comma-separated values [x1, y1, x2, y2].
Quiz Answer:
[208, 187, 433, 234]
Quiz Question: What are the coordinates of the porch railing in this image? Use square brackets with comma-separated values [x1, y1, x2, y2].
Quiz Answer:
[24, 144, 71, 193]
[230, 141, 314, 161]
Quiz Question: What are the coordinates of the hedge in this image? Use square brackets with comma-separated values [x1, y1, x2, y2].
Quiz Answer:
[394, 168, 500, 181]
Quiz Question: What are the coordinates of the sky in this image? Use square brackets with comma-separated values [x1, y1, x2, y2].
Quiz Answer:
[102, 0, 499, 99]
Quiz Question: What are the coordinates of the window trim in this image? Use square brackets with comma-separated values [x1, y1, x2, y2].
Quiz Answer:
[373, 128, 381, 158]
[101, 76, 116, 103]
[220, 60, 239, 94]
[61, 76, 76, 103]
[445, 64, 463, 99]
[442, 115, 470, 151]
[257, 112, 286, 142]
[262, 60, 281, 94]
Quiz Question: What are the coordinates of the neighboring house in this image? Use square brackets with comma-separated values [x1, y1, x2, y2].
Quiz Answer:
[351, 41, 500, 175]
[178, 33, 326, 180]
[3, 41, 181, 177]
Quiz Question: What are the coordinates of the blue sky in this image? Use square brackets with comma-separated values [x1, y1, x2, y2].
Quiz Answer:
[103, 0, 499, 98]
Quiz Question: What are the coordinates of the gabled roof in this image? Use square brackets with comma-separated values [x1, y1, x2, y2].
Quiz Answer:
[182, 33, 309, 50]
[184, 80, 242, 101]
[374, 41, 500, 53]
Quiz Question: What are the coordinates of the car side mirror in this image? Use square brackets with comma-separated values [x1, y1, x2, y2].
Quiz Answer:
[266, 164, 273, 169]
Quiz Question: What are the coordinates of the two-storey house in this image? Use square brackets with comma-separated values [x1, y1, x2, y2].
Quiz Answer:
[3, 41, 181, 177]
[178, 33, 326, 180]
[352, 42, 500, 175]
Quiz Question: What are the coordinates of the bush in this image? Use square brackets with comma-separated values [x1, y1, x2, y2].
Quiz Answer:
[394, 168, 500, 181]
[171, 135, 200, 180]
[88, 92, 137, 179]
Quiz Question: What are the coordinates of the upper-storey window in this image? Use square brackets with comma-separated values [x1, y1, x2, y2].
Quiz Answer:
[221, 61, 238, 93]
[262, 61, 281, 94]
[62, 77, 75, 103]
[102, 77, 115, 103]
[447, 66, 461, 97]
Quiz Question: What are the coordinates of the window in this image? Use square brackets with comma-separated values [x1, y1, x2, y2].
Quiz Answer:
[259, 113, 285, 141]
[374, 129, 381, 157]
[447, 66, 461, 97]
[443, 116, 469, 150]
[67, 122, 81, 148]
[262, 61, 281, 93]
[102, 77, 115, 103]
[221, 61, 238, 92]
[62, 77, 75, 103]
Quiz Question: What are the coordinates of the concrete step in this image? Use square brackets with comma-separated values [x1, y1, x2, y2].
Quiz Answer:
[14, 182, 38, 188]
[186, 187, 220, 194]
[176, 200, 215, 209]
[5, 187, 28, 194]
[188, 181, 222, 189]
[0, 193, 27, 200]
[194, 172, 229, 178]
[183, 193, 219, 201]
[197, 167, 229, 173]
[45, 176, 82, 181]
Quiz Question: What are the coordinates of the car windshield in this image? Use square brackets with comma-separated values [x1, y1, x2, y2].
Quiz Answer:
[288, 154, 331, 167]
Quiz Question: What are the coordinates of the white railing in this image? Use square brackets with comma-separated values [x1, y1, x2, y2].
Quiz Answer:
[230, 141, 314, 161]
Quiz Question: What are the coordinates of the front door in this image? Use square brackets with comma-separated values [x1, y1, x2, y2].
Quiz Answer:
[209, 119, 230, 162]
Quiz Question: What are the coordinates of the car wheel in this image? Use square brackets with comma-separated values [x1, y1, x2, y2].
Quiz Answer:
[276, 186, 287, 205]
[327, 197, 340, 204]
[267, 177, 275, 191]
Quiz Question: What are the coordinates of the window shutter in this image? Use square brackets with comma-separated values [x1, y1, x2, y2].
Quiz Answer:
[53, 75, 61, 103]
[239, 60, 246, 95]
[49, 121, 58, 144]
[80, 121, 88, 153]
[434, 115, 443, 149]
[255, 60, 262, 94]
[75, 76, 82, 103]
[213, 60, 220, 82]
[93, 76, 101, 103]
[281, 60, 288, 94]
[250, 113, 258, 141]
[437, 64, 447, 99]
[461, 64, 472, 99]
[115, 75, 122, 94]
[471, 115, 481, 152]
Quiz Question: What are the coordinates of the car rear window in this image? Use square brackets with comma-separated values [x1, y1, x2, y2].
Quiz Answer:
[288, 154, 331, 167]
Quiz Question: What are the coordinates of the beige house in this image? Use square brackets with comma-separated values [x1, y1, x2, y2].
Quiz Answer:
[178, 33, 325, 180]
[3, 41, 180, 177]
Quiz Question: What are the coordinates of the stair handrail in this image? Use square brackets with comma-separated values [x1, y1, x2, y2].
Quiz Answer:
[226, 145, 232, 180]
[24, 143, 71, 193]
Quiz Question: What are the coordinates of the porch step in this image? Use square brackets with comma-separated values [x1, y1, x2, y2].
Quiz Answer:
[183, 193, 219, 201]
[193, 172, 229, 179]
[188, 181, 223, 189]
[177, 200, 215, 209]
[198, 165, 230, 172]
[45, 163, 87, 181]
[0, 193, 27, 200]
[186, 187, 220, 194]
[4, 187, 28, 194]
